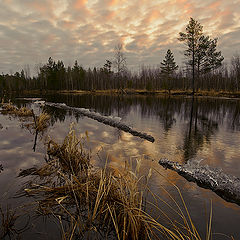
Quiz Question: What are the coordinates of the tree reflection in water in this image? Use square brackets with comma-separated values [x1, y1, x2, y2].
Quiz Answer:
[15, 94, 240, 162]
[183, 97, 218, 162]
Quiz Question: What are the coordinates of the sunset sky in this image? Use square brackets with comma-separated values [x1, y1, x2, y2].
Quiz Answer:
[0, 0, 240, 75]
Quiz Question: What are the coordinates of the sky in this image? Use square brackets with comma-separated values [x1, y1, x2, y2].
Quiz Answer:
[0, 0, 240, 75]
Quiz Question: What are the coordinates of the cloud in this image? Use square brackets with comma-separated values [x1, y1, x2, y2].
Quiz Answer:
[73, 0, 88, 9]
[0, 0, 240, 74]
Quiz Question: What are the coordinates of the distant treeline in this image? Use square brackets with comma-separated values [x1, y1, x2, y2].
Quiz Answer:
[1, 17, 240, 94]
[0, 56, 239, 93]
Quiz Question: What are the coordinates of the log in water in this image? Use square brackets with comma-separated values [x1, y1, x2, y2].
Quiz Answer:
[159, 158, 240, 205]
[45, 102, 155, 143]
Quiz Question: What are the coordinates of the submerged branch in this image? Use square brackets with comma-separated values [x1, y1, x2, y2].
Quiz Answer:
[159, 158, 240, 205]
[45, 102, 155, 143]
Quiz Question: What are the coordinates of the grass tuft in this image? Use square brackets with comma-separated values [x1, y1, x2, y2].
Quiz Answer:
[16, 125, 223, 239]
[47, 124, 90, 174]
[33, 111, 51, 132]
[1, 101, 33, 117]
[0, 205, 29, 239]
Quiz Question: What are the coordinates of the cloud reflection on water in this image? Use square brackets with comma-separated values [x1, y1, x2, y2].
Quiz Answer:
[1, 95, 240, 238]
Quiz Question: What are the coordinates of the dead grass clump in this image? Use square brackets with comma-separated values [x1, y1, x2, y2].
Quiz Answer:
[1, 101, 16, 112]
[20, 162, 152, 239]
[1, 101, 33, 117]
[34, 112, 51, 132]
[47, 126, 90, 175]
[0, 205, 29, 239]
[22, 111, 51, 135]
[18, 125, 216, 240]
[0, 206, 18, 239]
[1, 100, 50, 132]
[17, 106, 33, 117]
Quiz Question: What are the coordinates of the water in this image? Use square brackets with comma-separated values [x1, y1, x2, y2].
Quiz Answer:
[0, 94, 240, 239]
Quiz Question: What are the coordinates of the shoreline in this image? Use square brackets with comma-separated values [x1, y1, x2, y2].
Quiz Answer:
[3, 89, 240, 99]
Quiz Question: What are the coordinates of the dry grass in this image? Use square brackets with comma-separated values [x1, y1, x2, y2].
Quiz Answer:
[46, 126, 90, 175]
[22, 111, 51, 136]
[33, 112, 51, 132]
[0, 205, 29, 239]
[0, 205, 17, 239]
[16, 125, 222, 240]
[1, 101, 33, 117]
[0, 99, 51, 134]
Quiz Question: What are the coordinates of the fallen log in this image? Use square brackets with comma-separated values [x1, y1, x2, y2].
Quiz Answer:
[159, 158, 240, 205]
[45, 102, 155, 143]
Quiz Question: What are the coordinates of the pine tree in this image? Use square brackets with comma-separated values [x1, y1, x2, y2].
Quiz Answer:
[103, 60, 112, 74]
[160, 49, 178, 75]
[160, 49, 178, 93]
[178, 18, 224, 93]
[178, 18, 203, 94]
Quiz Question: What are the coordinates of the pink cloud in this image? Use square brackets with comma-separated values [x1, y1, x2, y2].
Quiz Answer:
[108, 0, 119, 6]
[42, 34, 57, 45]
[0, 0, 240, 73]
[58, 20, 78, 30]
[142, 9, 161, 25]
[15, 0, 56, 20]
[73, 0, 88, 9]
[208, 1, 221, 10]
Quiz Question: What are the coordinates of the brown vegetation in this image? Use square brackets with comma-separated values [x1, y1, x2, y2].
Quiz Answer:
[0, 205, 28, 239]
[1, 101, 33, 117]
[33, 112, 51, 132]
[18, 125, 216, 240]
[1, 99, 51, 133]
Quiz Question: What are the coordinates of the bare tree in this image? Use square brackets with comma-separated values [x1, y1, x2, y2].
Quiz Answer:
[231, 55, 240, 91]
[112, 43, 127, 90]
[24, 64, 31, 79]
[113, 43, 126, 75]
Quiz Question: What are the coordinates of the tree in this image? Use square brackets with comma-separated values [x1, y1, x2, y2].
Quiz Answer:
[55, 60, 65, 90]
[178, 18, 224, 93]
[113, 43, 127, 89]
[160, 49, 178, 93]
[196, 36, 224, 75]
[103, 60, 112, 74]
[178, 18, 203, 93]
[231, 55, 240, 90]
[113, 43, 126, 75]
[161, 49, 178, 75]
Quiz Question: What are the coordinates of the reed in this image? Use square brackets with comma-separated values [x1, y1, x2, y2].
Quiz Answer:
[0, 205, 29, 239]
[33, 111, 51, 132]
[0, 99, 51, 133]
[1, 101, 33, 117]
[17, 125, 221, 240]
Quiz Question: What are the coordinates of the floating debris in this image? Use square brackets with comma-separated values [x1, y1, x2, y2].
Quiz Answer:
[33, 100, 46, 106]
[159, 158, 240, 205]
[45, 102, 155, 143]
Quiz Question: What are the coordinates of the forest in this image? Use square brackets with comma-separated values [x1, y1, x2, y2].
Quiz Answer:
[0, 18, 239, 94]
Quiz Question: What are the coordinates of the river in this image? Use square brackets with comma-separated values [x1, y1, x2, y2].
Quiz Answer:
[0, 94, 240, 239]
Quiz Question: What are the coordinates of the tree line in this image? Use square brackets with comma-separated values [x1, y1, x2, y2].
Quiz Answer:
[0, 18, 240, 94]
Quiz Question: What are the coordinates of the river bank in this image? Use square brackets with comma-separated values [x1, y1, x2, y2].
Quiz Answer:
[3, 89, 240, 99]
